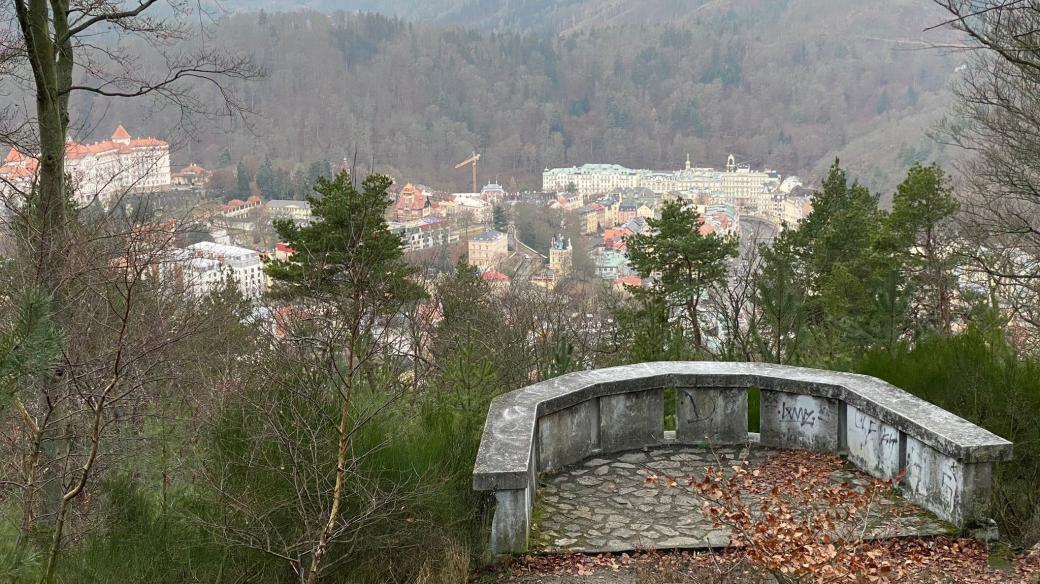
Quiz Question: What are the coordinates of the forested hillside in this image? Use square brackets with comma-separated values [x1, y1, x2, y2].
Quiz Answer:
[71, 1, 958, 194]
[7, 1, 1040, 582]
[219, 0, 948, 37]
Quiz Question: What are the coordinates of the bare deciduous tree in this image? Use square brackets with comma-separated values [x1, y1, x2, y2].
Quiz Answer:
[2, 0, 260, 297]
[708, 242, 763, 362]
[0, 212, 228, 582]
[0, 6, 259, 581]
[932, 0, 1040, 344]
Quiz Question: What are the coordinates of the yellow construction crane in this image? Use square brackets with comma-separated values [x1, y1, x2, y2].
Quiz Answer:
[454, 151, 480, 193]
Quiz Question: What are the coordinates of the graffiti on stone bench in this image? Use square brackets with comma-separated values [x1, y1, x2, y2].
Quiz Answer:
[780, 401, 818, 428]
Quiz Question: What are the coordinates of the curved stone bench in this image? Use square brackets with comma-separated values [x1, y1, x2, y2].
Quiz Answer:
[472, 362, 1013, 556]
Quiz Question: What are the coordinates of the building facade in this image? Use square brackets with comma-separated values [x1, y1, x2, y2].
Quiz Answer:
[394, 183, 432, 221]
[542, 164, 642, 201]
[183, 241, 265, 299]
[267, 200, 313, 222]
[468, 230, 508, 270]
[390, 216, 459, 252]
[480, 182, 507, 204]
[594, 249, 632, 280]
[172, 163, 211, 187]
[441, 194, 492, 224]
[549, 235, 573, 276]
[223, 196, 262, 217]
[579, 206, 600, 235]
[542, 154, 779, 216]
[1, 125, 171, 205]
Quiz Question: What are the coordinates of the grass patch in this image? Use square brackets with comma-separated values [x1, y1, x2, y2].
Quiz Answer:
[747, 387, 761, 433]
[664, 386, 677, 431]
[988, 541, 1014, 570]
[528, 497, 548, 548]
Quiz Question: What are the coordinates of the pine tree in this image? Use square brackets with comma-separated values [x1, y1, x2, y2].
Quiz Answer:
[255, 158, 275, 198]
[236, 161, 251, 196]
[793, 162, 888, 332]
[887, 164, 960, 334]
[493, 205, 509, 232]
[754, 234, 807, 365]
[0, 291, 62, 411]
[627, 199, 738, 350]
[755, 161, 911, 364]
[264, 171, 424, 584]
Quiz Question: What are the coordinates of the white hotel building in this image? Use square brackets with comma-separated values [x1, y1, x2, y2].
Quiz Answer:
[164, 242, 265, 300]
[0, 125, 171, 206]
[543, 154, 779, 215]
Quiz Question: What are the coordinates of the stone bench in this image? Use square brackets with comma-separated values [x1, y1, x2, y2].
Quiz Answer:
[472, 362, 1013, 557]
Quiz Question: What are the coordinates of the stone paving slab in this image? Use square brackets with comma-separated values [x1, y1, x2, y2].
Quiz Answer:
[531, 445, 953, 554]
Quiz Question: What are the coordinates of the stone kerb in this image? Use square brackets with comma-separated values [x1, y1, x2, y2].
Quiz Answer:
[473, 362, 1013, 557]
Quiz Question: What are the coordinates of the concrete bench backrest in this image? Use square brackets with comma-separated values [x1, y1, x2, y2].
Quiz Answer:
[472, 362, 1012, 556]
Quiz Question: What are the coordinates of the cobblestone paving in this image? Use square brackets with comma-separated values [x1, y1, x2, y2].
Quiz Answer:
[531, 445, 953, 554]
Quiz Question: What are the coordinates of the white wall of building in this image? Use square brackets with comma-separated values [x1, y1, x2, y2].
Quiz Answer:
[543, 157, 779, 215]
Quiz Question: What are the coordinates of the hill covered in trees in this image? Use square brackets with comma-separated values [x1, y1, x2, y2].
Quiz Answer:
[220, 0, 949, 37]
[68, 0, 960, 196]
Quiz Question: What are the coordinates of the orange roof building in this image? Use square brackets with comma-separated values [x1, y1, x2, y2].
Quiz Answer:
[172, 163, 211, 187]
[111, 124, 132, 141]
[481, 269, 511, 284]
[394, 183, 431, 221]
[612, 275, 642, 294]
[603, 227, 633, 248]
[0, 125, 171, 205]
[224, 195, 262, 217]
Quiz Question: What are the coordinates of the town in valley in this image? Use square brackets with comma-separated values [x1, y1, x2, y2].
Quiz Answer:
[2, 2, 1040, 582]
[3, 129, 811, 304]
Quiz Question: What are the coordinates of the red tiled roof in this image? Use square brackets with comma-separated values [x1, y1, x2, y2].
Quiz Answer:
[613, 275, 642, 287]
[175, 164, 208, 176]
[395, 182, 429, 211]
[1, 126, 167, 183]
[0, 165, 36, 178]
[112, 124, 131, 140]
[130, 137, 166, 148]
[4, 148, 24, 163]
[481, 270, 510, 283]
[4, 127, 168, 170]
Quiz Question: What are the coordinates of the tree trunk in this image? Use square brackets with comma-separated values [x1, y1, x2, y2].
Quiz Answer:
[42, 394, 106, 584]
[20, 0, 73, 299]
[306, 396, 350, 584]
[306, 343, 356, 584]
[14, 399, 45, 548]
[689, 298, 702, 349]
[939, 275, 952, 335]
[17, 4, 75, 576]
